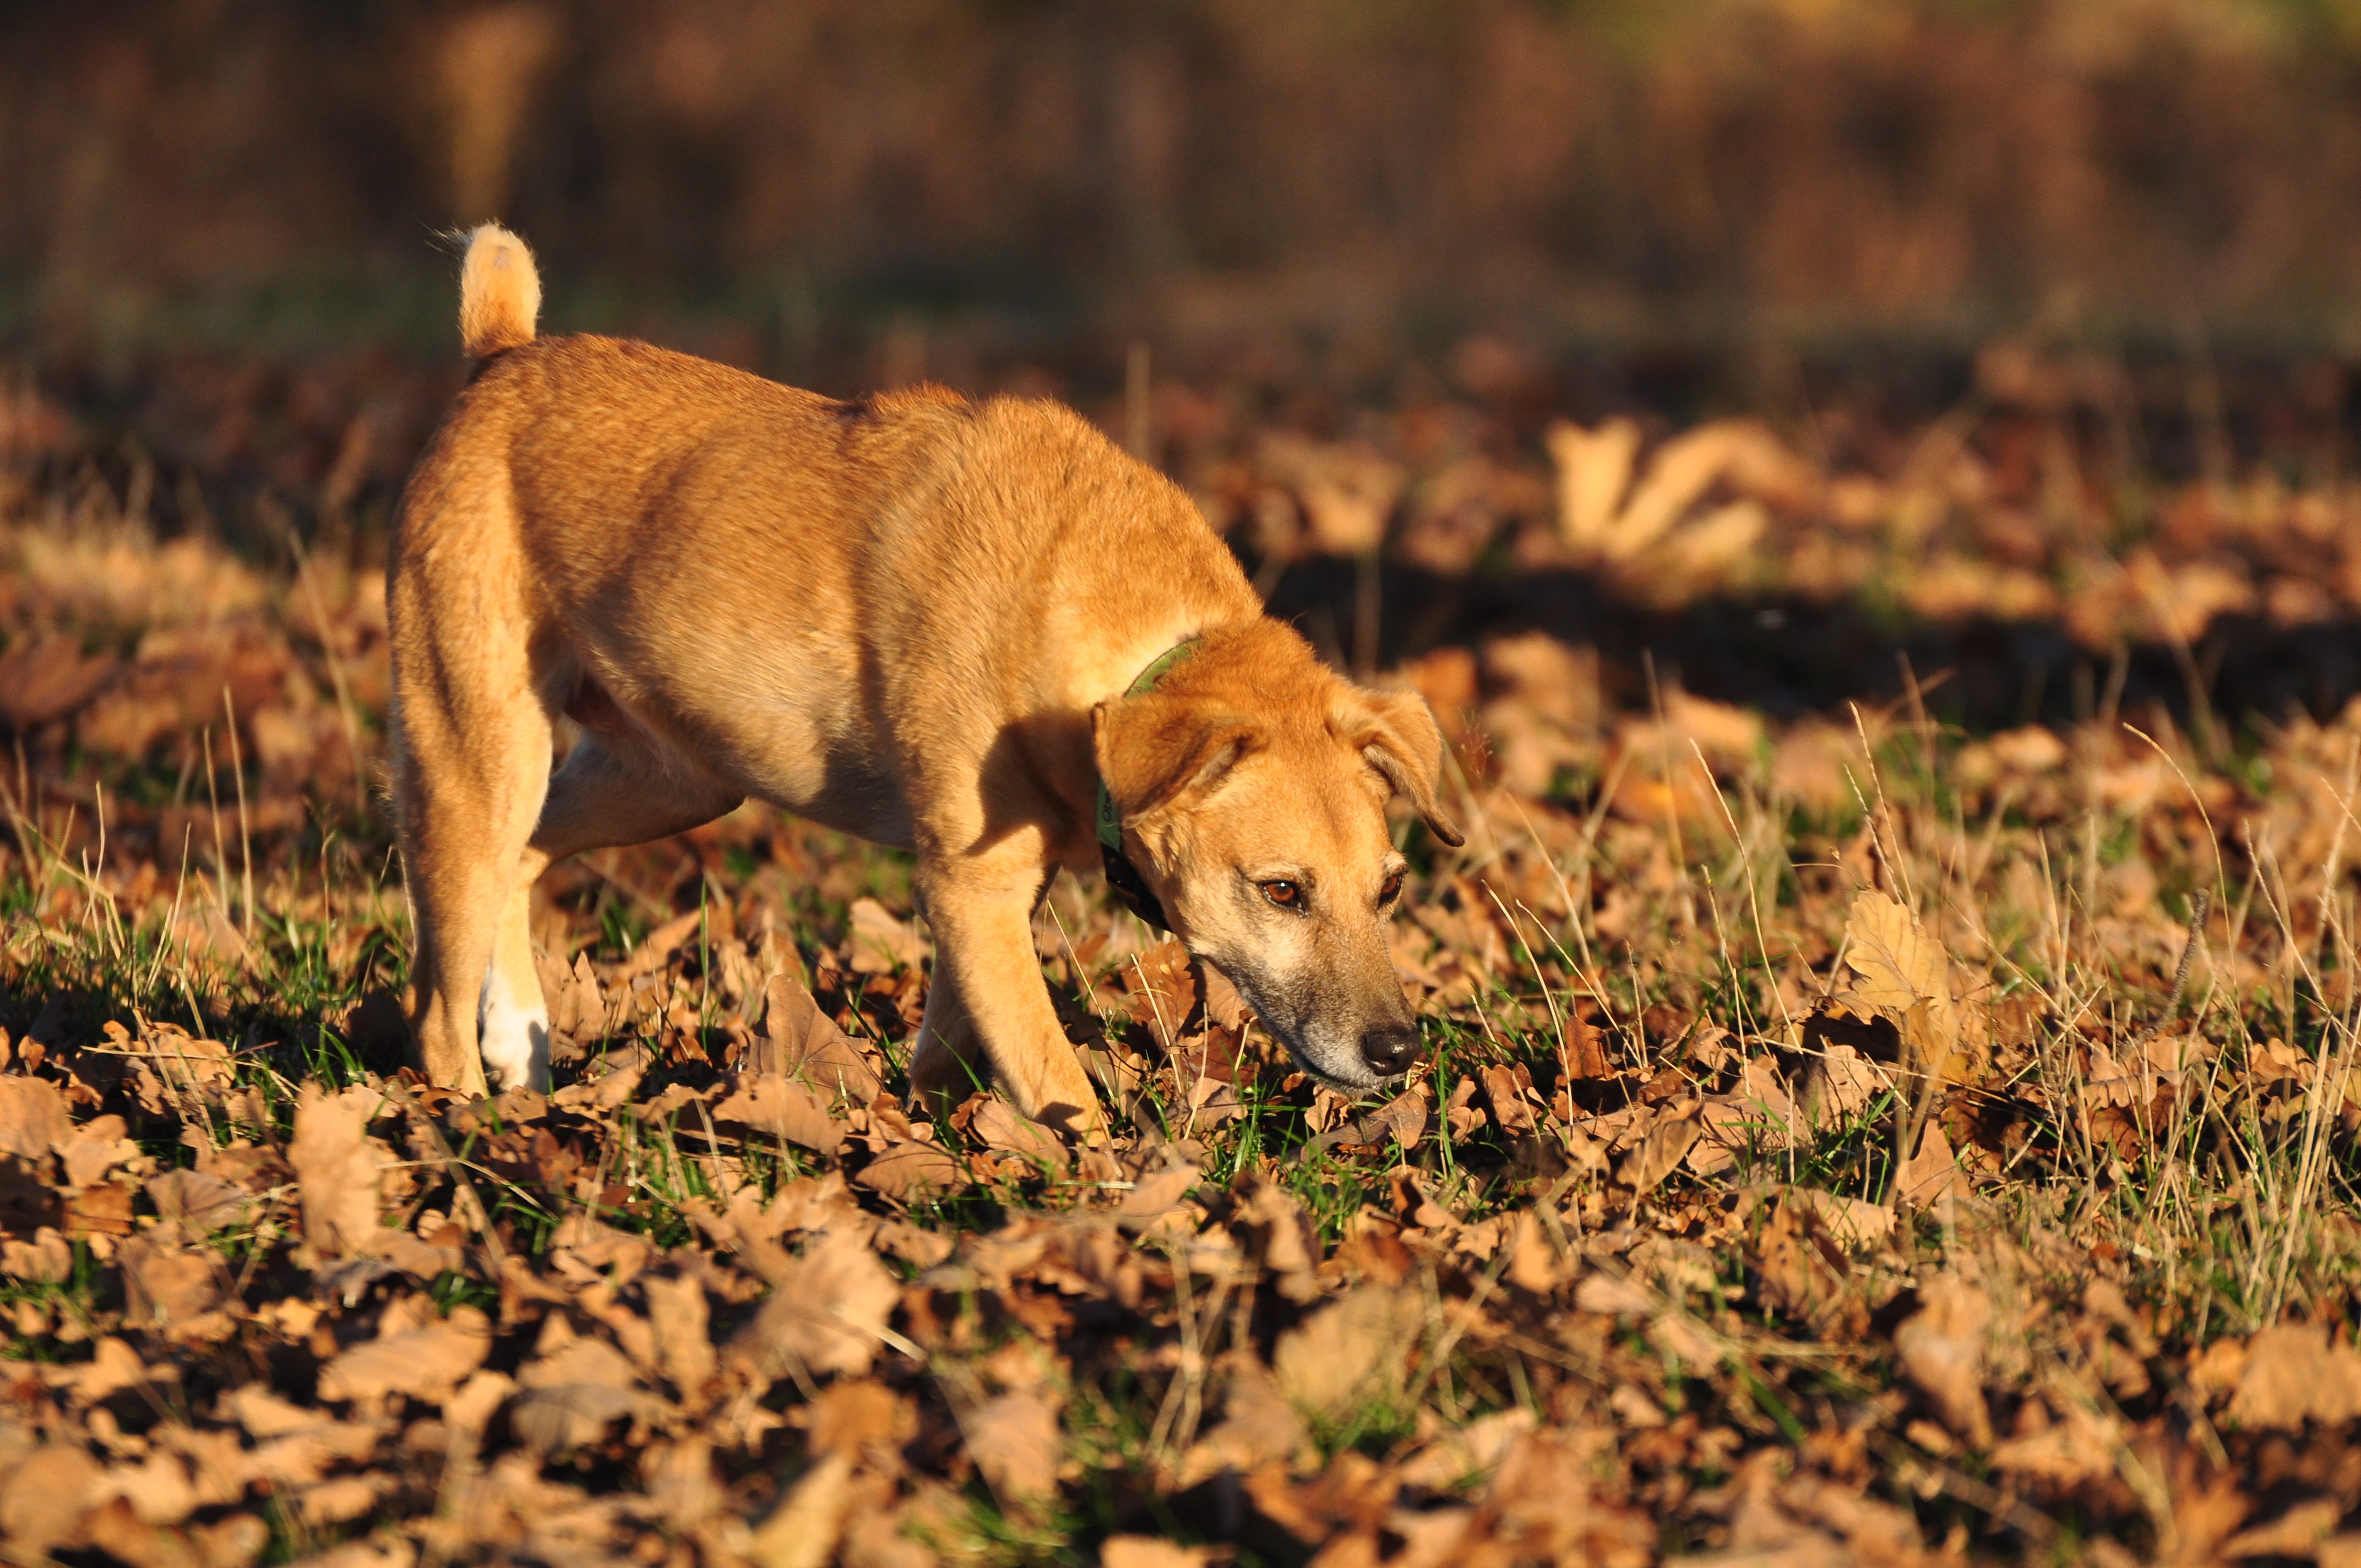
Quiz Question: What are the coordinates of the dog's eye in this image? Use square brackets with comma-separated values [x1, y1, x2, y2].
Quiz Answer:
[1260, 880, 1303, 910]
[1378, 872, 1404, 906]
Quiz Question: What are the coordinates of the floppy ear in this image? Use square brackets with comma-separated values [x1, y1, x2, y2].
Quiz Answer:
[1093, 692, 1261, 827]
[1336, 686, 1465, 848]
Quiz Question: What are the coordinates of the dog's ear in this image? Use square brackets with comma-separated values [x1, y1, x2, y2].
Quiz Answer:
[1335, 686, 1465, 848]
[1094, 693, 1261, 826]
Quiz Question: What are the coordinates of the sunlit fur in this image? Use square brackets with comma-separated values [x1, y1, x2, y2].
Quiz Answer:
[390, 227, 1459, 1139]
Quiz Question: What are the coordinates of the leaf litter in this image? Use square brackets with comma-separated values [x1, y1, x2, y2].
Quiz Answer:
[3, 375, 2361, 1565]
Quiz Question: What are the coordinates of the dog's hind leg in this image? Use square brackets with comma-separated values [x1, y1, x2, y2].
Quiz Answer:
[389, 624, 553, 1099]
[486, 727, 740, 1082]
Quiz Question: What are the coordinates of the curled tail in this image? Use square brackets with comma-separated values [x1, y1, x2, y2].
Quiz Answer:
[457, 224, 540, 359]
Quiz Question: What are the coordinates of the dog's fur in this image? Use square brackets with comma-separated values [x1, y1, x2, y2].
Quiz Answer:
[388, 225, 1462, 1136]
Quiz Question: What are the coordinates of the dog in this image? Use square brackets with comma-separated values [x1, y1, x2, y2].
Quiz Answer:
[387, 225, 1463, 1138]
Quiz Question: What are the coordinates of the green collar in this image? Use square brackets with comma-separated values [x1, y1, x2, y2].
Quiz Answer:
[1095, 637, 1200, 929]
[1095, 638, 1200, 852]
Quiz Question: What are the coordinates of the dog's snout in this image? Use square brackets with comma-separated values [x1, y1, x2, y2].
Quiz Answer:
[1359, 1024, 1418, 1079]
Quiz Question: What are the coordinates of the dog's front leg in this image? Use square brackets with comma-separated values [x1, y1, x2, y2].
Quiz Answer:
[908, 849, 1105, 1141]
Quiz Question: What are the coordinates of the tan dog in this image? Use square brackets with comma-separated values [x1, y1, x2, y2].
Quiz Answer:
[388, 226, 1462, 1136]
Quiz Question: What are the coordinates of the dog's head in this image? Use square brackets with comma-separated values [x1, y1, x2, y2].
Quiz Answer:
[1094, 623, 1463, 1091]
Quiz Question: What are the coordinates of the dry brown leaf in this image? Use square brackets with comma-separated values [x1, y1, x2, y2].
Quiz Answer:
[640, 1274, 717, 1396]
[4, 1227, 73, 1282]
[853, 1140, 964, 1203]
[508, 1384, 662, 1453]
[1396, 1408, 1537, 1490]
[1619, 1118, 1700, 1195]
[287, 1084, 386, 1260]
[61, 1117, 135, 1189]
[1785, 1188, 1894, 1249]
[1505, 1209, 1562, 1294]
[298, 1473, 391, 1526]
[0, 1438, 103, 1555]
[968, 1098, 1071, 1179]
[846, 899, 924, 975]
[1988, 1404, 2124, 1487]
[966, 1389, 1063, 1501]
[1574, 1273, 1653, 1316]
[1479, 1064, 1537, 1136]
[53, 1336, 170, 1407]
[2226, 1324, 2361, 1430]
[314, 1306, 492, 1405]
[116, 1235, 226, 1333]
[640, 1435, 724, 1528]
[724, 1228, 900, 1381]
[1363, 1085, 1430, 1150]
[708, 1075, 845, 1155]
[1841, 890, 1968, 1082]
[1119, 1162, 1202, 1226]
[1177, 1355, 1314, 1487]
[758, 972, 883, 1102]
[519, 1335, 641, 1392]
[1895, 1119, 1974, 1209]
[797, 1378, 915, 1461]
[98, 1452, 202, 1529]
[1102, 1538, 1212, 1568]
[1274, 1285, 1424, 1422]
[1891, 1273, 1993, 1447]
[0, 1073, 69, 1162]
[2222, 1498, 2343, 1559]
[1231, 1175, 1321, 1304]
[144, 1170, 252, 1234]
[748, 1450, 855, 1568]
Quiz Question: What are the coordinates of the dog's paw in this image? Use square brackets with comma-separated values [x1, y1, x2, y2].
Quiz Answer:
[478, 968, 552, 1093]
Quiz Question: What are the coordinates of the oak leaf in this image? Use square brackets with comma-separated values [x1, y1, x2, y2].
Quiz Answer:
[1841, 891, 1969, 1084]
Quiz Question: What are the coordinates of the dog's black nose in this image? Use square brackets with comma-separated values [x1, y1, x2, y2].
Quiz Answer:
[1360, 1025, 1419, 1079]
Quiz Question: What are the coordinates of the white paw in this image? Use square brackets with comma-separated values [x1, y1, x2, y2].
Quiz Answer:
[477, 962, 551, 1093]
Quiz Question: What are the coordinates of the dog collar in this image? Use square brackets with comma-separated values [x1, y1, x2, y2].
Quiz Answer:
[1095, 637, 1200, 932]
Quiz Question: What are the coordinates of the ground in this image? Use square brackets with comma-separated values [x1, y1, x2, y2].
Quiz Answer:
[1, 353, 2358, 1566]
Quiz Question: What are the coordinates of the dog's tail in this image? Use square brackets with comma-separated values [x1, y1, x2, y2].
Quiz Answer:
[457, 224, 540, 360]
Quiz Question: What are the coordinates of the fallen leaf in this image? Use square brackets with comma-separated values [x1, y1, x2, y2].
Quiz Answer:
[0, 1438, 102, 1555]
[2223, 1498, 2343, 1559]
[315, 1307, 492, 1405]
[507, 1384, 661, 1453]
[748, 1450, 854, 1568]
[1618, 1118, 1700, 1195]
[1177, 1355, 1314, 1486]
[287, 1084, 386, 1260]
[2227, 1324, 2361, 1430]
[966, 1389, 1062, 1501]
[1102, 1538, 1211, 1568]
[1895, 1119, 1974, 1208]
[1841, 890, 1968, 1083]
[967, 1099, 1071, 1179]
[116, 1235, 226, 1333]
[0, 1074, 69, 1162]
[1988, 1404, 2124, 1487]
[758, 973, 883, 1102]
[853, 1140, 964, 1203]
[847, 899, 924, 974]
[640, 1275, 716, 1396]
[708, 1076, 845, 1155]
[144, 1170, 252, 1234]
[723, 1228, 900, 1381]
[298, 1472, 391, 1526]
[1892, 1273, 1993, 1447]
[1274, 1286, 1424, 1422]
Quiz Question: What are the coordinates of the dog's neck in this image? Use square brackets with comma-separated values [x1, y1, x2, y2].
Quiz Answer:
[1092, 634, 1205, 930]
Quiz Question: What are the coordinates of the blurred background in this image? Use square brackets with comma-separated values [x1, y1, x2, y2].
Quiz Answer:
[14, 0, 2361, 747]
